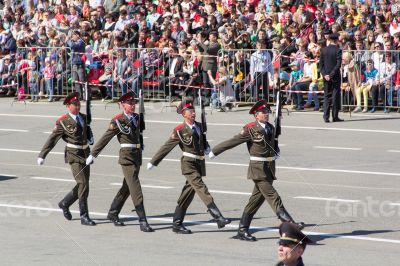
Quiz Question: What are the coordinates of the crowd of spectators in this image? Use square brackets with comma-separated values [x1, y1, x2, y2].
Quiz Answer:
[0, 0, 400, 112]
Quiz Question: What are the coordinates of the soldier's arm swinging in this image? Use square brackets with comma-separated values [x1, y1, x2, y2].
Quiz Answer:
[90, 120, 120, 159]
[38, 120, 64, 160]
[211, 127, 252, 157]
[149, 131, 181, 167]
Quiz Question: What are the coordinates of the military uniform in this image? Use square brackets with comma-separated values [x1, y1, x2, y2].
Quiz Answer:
[211, 100, 303, 241]
[149, 101, 230, 234]
[90, 111, 153, 231]
[38, 92, 95, 225]
[275, 222, 313, 265]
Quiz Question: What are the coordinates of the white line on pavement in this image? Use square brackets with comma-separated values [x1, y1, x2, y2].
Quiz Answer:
[1, 203, 400, 244]
[387, 150, 400, 153]
[1, 113, 400, 134]
[31, 177, 76, 182]
[110, 183, 174, 189]
[283, 125, 400, 134]
[313, 146, 362, 151]
[2, 148, 400, 177]
[389, 203, 400, 206]
[209, 190, 251, 196]
[294, 196, 361, 203]
[0, 128, 29, 132]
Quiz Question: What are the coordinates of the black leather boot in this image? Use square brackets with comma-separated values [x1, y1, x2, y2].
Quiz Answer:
[58, 191, 76, 221]
[79, 200, 96, 226]
[277, 208, 304, 229]
[172, 206, 192, 234]
[107, 198, 125, 226]
[207, 202, 231, 228]
[135, 203, 154, 232]
[233, 212, 257, 241]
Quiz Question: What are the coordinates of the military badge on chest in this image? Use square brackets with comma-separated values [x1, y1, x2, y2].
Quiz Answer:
[115, 119, 131, 135]
[60, 120, 77, 134]
[249, 127, 264, 143]
[177, 129, 193, 146]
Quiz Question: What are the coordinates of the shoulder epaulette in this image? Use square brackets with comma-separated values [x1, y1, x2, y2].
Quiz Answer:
[113, 113, 123, 120]
[245, 122, 256, 128]
[57, 114, 68, 121]
[175, 123, 184, 131]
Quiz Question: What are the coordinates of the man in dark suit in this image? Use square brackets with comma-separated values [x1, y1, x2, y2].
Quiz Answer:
[197, 31, 221, 99]
[147, 101, 230, 234]
[37, 92, 95, 226]
[319, 33, 343, 122]
[209, 100, 304, 241]
[158, 47, 184, 99]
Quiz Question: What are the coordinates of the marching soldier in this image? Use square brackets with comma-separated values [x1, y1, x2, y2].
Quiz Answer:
[37, 92, 95, 226]
[86, 92, 153, 232]
[209, 100, 304, 241]
[147, 101, 230, 234]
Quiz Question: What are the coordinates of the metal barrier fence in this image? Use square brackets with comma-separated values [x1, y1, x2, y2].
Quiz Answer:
[9, 46, 400, 113]
[341, 49, 400, 113]
[218, 48, 278, 105]
[109, 47, 219, 106]
[14, 47, 72, 101]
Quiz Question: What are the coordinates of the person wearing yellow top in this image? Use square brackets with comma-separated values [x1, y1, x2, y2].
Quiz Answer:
[303, 53, 321, 110]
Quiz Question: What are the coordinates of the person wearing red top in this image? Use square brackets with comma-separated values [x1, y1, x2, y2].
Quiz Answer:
[305, 0, 317, 17]
[324, 8, 335, 26]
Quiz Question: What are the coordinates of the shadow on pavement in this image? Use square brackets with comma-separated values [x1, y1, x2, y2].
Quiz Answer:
[0, 175, 17, 181]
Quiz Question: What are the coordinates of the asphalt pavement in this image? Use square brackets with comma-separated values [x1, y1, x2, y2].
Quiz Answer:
[0, 98, 399, 265]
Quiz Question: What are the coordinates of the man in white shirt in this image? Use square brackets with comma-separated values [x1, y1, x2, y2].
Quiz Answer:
[250, 40, 273, 101]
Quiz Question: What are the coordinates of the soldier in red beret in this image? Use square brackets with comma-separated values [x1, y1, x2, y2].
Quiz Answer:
[209, 100, 304, 241]
[37, 92, 95, 226]
[86, 91, 154, 232]
[147, 101, 231, 234]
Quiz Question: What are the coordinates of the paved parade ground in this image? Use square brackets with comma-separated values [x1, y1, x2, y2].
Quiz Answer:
[0, 98, 399, 265]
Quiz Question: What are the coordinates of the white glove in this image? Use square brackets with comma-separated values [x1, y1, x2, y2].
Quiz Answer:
[205, 146, 211, 155]
[273, 153, 280, 160]
[147, 162, 155, 170]
[37, 158, 44, 165]
[208, 151, 216, 160]
[86, 155, 94, 165]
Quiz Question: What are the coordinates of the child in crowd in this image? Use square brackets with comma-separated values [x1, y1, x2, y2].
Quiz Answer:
[354, 59, 378, 113]
[208, 67, 235, 112]
[288, 61, 303, 110]
[43, 57, 55, 102]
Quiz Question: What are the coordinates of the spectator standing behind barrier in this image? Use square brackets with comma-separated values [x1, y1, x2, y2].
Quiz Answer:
[233, 50, 250, 102]
[67, 30, 86, 99]
[208, 66, 235, 112]
[157, 47, 184, 100]
[288, 61, 303, 110]
[114, 48, 129, 96]
[44, 57, 55, 102]
[28, 52, 39, 102]
[373, 53, 397, 113]
[319, 33, 343, 123]
[304, 53, 321, 111]
[197, 31, 221, 102]
[294, 52, 315, 111]
[341, 52, 360, 111]
[250, 40, 272, 101]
